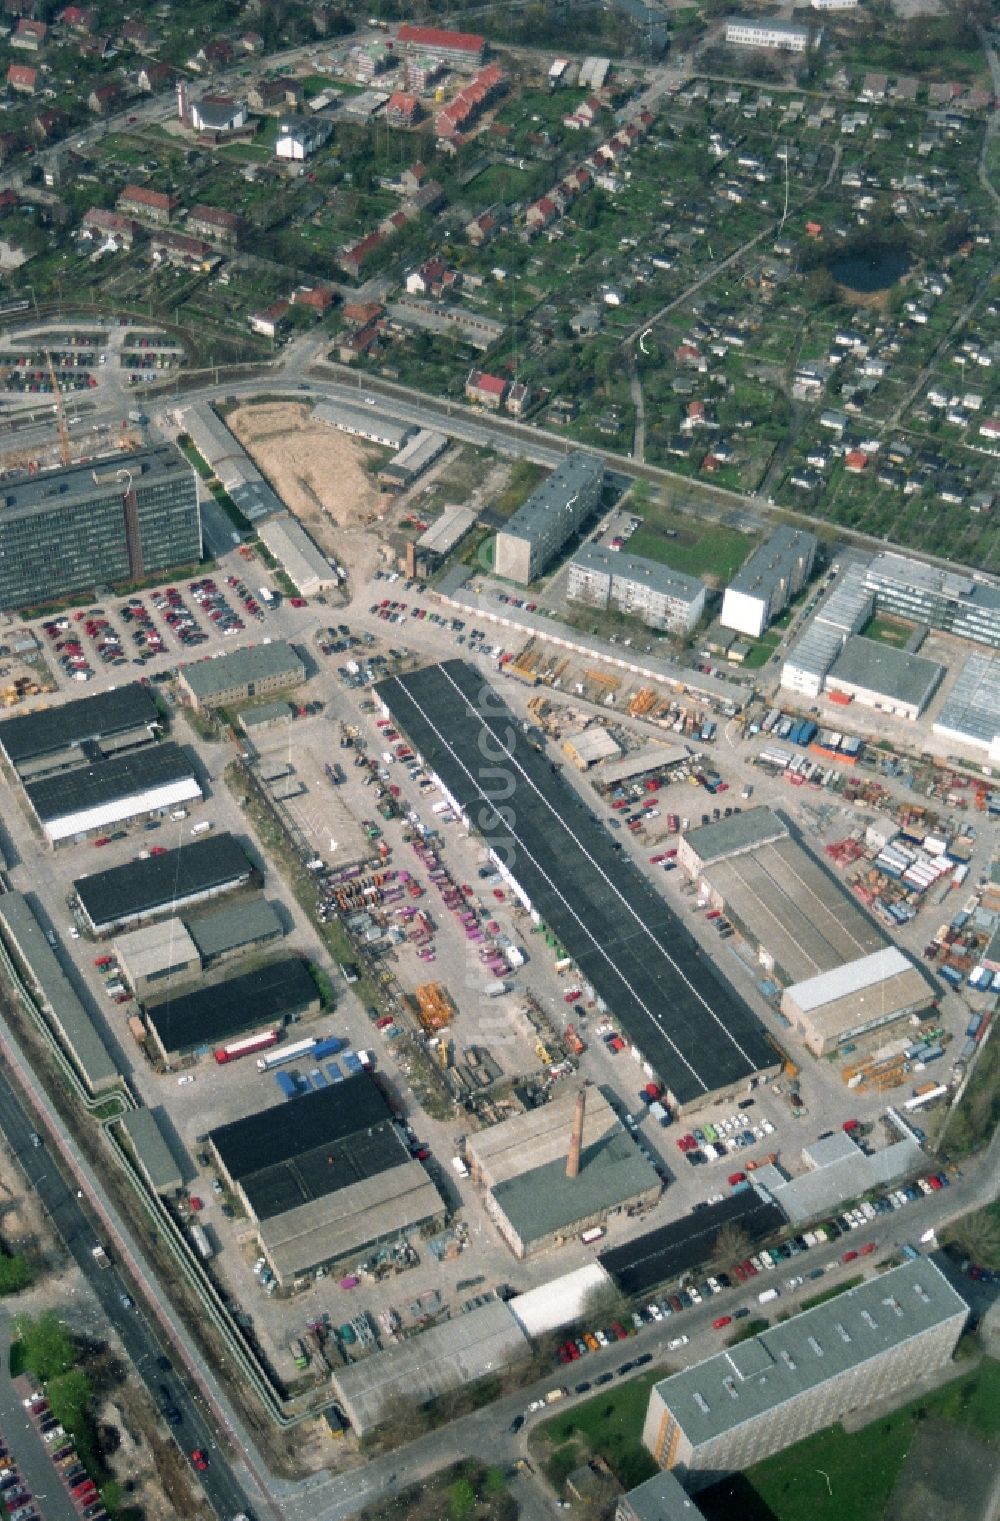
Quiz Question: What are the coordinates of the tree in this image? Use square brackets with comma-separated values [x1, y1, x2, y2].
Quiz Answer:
[16, 1311, 74, 1381]
[0, 1256, 33, 1295]
[944, 1208, 1000, 1269]
[448, 1478, 476, 1521]
[712, 1223, 752, 1267]
[580, 1280, 631, 1325]
[47, 1368, 93, 1437]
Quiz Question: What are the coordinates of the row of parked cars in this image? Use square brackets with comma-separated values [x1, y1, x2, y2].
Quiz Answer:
[188, 577, 248, 634]
[20, 1389, 106, 1520]
[676, 1109, 776, 1168]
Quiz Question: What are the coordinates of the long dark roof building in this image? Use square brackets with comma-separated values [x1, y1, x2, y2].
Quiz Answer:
[0, 682, 161, 773]
[375, 661, 779, 1109]
[210, 1073, 402, 1219]
[145, 956, 318, 1055]
[74, 832, 254, 933]
[25, 741, 200, 842]
[600, 1191, 787, 1297]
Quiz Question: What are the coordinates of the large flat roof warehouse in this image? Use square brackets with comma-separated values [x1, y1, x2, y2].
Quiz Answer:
[826, 636, 944, 715]
[375, 661, 779, 1107]
[781, 946, 931, 1056]
[74, 832, 253, 934]
[0, 682, 161, 772]
[701, 835, 885, 985]
[681, 806, 789, 869]
[185, 896, 284, 961]
[333, 1302, 529, 1439]
[178, 639, 304, 706]
[933, 651, 1000, 753]
[600, 1190, 786, 1297]
[145, 956, 318, 1056]
[210, 1072, 402, 1216]
[258, 1161, 443, 1285]
[24, 742, 202, 843]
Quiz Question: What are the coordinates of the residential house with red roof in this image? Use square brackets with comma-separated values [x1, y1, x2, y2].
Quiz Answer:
[6, 62, 36, 93]
[11, 17, 46, 49]
[465, 370, 507, 409]
[117, 185, 178, 224]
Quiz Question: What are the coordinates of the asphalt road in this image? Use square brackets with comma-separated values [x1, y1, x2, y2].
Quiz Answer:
[0, 1062, 252, 1521]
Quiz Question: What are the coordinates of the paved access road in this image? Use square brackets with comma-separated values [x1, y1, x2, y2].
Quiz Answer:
[0, 1062, 253, 1521]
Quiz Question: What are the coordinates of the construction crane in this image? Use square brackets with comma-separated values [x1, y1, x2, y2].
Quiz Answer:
[44, 350, 71, 467]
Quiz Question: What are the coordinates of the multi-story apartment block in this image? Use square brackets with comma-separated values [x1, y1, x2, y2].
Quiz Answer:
[0, 447, 201, 610]
[568, 544, 705, 634]
[396, 23, 486, 69]
[721, 525, 818, 638]
[643, 1260, 967, 1492]
[724, 16, 812, 49]
[493, 452, 604, 584]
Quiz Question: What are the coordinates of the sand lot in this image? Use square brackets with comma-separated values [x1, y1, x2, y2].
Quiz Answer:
[226, 401, 391, 574]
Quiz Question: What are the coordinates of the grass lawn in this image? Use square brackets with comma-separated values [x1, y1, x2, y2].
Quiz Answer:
[629, 514, 754, 584]
[698, 1356, 1000, 1521]
[738, 631, 780, 670]
[861, 615, 914, 648]
[530, 1370, 661, 1490]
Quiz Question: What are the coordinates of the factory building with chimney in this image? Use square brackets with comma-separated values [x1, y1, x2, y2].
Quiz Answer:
[464, 1086, 661, 1258]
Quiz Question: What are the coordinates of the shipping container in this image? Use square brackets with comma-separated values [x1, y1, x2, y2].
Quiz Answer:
[190, 1223, 213, 1259]
[312, 1035, 347, 1060]
[257, 1037, 317, 1071]
[215, 1030, 279, 1064]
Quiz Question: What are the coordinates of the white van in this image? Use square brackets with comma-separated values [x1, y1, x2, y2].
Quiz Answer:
[451, 1156, 469, 1178]
[170, 809, 188, 822]
[191, 821, 213, 836]
[758, 1287, 780, 1304]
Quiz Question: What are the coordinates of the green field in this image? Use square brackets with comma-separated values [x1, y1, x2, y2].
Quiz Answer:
[698, 1355, 1000, 1521]
[861, 615, 914, 648]
[531, 1371, 660, 1490]
[628, 516, 754, 584]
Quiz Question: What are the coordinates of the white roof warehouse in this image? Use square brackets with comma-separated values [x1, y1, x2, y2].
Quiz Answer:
[23, 741, 202, 845]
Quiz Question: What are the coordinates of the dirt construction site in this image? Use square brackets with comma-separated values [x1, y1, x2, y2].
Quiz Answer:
[225, 400, 391, 579]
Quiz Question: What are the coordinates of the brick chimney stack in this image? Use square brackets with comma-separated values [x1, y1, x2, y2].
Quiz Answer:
[565, 1088, 586, 1179]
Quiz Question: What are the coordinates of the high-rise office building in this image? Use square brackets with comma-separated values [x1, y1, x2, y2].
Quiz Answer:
[0, 446, 201, 610]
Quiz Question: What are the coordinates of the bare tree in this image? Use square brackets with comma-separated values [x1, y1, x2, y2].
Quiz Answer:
[712, 1223, 752, 1268]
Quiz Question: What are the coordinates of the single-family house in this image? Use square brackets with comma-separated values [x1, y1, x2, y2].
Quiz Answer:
[6, 62, 36, 93]
[247, 76, 302, 113]
[466, 370, 507, 409]
[249, 300, 290, 339]
[11, 18, 47, 50]
[275, 113, 331, 160]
